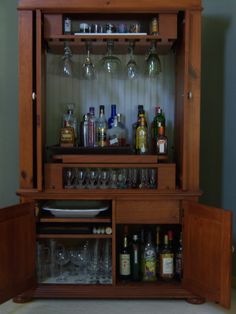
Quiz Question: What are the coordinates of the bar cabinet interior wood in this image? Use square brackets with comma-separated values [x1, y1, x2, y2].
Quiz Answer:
[0, 0, 233, 309]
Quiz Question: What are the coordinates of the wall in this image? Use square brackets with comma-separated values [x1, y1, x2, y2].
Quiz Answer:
[0, 0, 235, 274]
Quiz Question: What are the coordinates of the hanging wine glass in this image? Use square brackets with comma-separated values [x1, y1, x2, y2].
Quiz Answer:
[126, 41, 138, 80]
[61, 42, 74, 77]
[82, 41, 96, 80]
[146, 40, 161, 78]
[99, 40, 122, 77]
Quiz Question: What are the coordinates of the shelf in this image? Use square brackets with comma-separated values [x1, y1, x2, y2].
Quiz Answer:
[39, 217, 111, 223]
[37, 234, 112, 239]
[46, 35, 175, 55]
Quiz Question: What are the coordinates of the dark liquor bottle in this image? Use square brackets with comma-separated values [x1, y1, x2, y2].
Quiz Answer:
[132, 105, 145, 151]
[160, 234, 174, 280]
[131, 234, 141, 281]
[142, 231, 157, 282]
[175, 232, 183, 281]
[152, 106, 166, 152]
[119, 228, 131, 281]
[156, 226, 160, 277]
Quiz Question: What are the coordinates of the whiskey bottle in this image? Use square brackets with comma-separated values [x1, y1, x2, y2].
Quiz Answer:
[119, 230, 131, 281]
[96, 105, 107, 147]
[142, 231, 157, 282]
[160, 234, 174, 280]
[131, 234, 141, 281]
[62, 103, 78, 140]
[136, 115, 148, 154]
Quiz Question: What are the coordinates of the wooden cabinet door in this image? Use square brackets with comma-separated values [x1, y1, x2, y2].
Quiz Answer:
[0, 203, 36, 303]
[182, 201, 232, 308]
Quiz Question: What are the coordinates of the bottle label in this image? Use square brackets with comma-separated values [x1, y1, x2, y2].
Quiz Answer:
[134, 250, 138, 264]
[98, 129, 107, 147]
[162, 254, 174, 275]
[64, 18, 71, 33]
[143, 249, 156, 280]
[120, 254, 131, 275]
[159, 142, 165, 153]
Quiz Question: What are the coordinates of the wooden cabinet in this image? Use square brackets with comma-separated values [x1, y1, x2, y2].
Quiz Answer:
[0, 0, 232, 309]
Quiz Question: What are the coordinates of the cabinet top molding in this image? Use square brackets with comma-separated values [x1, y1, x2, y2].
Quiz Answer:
[18, 0, 202, 11]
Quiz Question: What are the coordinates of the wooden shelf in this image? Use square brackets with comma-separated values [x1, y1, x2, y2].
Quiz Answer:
[45, 35, 175, 55]
[37, 234, 112, 239]
[39, 216, 111, 223]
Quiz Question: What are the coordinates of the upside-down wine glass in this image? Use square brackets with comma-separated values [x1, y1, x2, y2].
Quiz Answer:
[82, 41, 96, 80]
[146, 40, 161, 78]
[100, 40, 122, 77]
[126, 41, 138, 80]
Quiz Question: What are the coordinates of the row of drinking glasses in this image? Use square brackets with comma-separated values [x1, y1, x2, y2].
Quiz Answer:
[61, 39, 161, 79]
[64, 167, 157, 189]
[36, 239, 112, 284]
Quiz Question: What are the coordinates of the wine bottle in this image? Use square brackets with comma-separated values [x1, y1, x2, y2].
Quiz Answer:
[119, 228, 131, 281]
[131, 234, 141, 281]
[175, 232, 183, 281]
[160, 234, 174, 280]
[142, 231, 157, 282]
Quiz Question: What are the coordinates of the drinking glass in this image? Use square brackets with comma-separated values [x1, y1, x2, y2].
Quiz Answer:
[55, 245, 70, 282]
[99, 169, 110, 189]
[109, 169, 118, 189]
[146, 40, 161, 78]
[139, 168, 149, 188]
[87, 168, 98, 189]
[64, 168, 74, 188]
[82, 41, 96, 80]
[99, 40, 122, 76]
[75, 168, 85, 189]
[126, 41, 138, 80]
[36, 242, 50, 282]
[149, 168, 157, 189]
[61, 42, 74, 77]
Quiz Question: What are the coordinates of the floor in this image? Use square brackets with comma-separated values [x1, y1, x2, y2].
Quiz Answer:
[0, 290, 235, 314]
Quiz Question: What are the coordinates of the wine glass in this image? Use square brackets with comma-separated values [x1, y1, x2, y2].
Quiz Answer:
[126, 41, 138, 80]
[99, 40, 122, 77]
[55, 245, 70, 282]
[61, 42, 73, 77]
[75, 168, 85, 189]
[64, 168, 74, 188]
[146, 40, 161, 78]
[82, 41, 96, 80]
[99, 169, 110, 189]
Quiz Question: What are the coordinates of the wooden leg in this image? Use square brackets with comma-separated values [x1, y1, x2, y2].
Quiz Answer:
[13, 291, 34, 303]
[186, 297, 206, 305]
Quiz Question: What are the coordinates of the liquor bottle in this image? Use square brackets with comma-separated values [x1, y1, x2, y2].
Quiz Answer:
[62, 103, 78, 140]
[156, 122, 168, 155]
[131, 234, 141, 281]
[140, 228, 145, 278]
[175, 232, 183, 281]
[108, 104, 117, 129]
[142, 231, 157, 282]
[119, 229, 131, 281]
[107, 116, 126, 146]
[80, 114, 89, 147]
[132, 105, 145, 151]
[96, 105, 107, 147]
[152, 106, 165, 152]
[136, 115, 148, 154]
[156, 226, 160, 277]
[160, 234, 174, 280]
[88, 107, 96, 147]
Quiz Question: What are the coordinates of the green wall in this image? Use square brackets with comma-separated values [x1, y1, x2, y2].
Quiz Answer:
[0, 0, 235, 274]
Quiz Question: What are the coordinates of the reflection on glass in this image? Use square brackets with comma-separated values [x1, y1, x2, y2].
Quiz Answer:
[99, 40, 122, 77]
[146, 40, 161, 78]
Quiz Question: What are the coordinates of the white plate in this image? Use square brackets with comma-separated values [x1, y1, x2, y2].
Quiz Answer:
[42, 201, 109, 218]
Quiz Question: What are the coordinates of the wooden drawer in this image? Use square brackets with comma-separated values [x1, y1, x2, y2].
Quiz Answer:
[115, 200, 180, 224]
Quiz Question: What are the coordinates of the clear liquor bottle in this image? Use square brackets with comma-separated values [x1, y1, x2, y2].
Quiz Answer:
[107, 116, 126, 146]
[96, 105, 107, 147]
[63, 103, 78, 141]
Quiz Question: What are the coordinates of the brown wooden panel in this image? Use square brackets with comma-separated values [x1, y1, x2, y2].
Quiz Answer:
[0, 203, 36, 303]
[158, 164, 176, 190]
[44, 163, 63, 190]
[159, 13, 177, 39]
[18, 11, 34, 188]
[60, 155, 157, 164]
[18, 0, 202, 11]
[116, 200, 179, 224]
[44, 14, 63, 37]
[182, 201, 232, 308]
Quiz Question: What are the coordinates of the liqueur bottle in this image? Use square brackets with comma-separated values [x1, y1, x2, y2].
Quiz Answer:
[156, 122, 168, 155]
[119, 227, 131, 281]
[131, 234, 141, 281]
[87, 106, 96, 147]
[175, 232, 183, 281]
[160, 234, 174, 280]
[136, 115, 148, 154]
[96, 105, 107, 147]
[108, 104, 117, 129]
[62, 103, 78, 140]
[142, 231, 157, 282]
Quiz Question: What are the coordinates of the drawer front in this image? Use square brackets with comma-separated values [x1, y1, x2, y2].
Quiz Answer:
[116, 200, 180, 224]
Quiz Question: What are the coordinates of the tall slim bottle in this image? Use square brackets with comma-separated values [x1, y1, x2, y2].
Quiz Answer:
[175, 232, 183, 281]
[80, 114, 89, 147]
[119, 229, 131, 281]
[131, 234, 141, 281]
[108, 104, 117, 129]
[96, 105, 107, 147]
[136, 115, 148, 154]
[88, 107, 96, 147]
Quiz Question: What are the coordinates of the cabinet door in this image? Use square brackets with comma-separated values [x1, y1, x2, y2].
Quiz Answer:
[0, 203, 36, 303]
[182, 201, 232, 308]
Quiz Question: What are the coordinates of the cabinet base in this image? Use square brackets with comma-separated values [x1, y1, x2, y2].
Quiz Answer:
[186, 297, 206, 305]
[13, 291, 34, 303]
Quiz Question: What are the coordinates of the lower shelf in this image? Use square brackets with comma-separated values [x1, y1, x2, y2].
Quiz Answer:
[32, 282, 196, 299]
